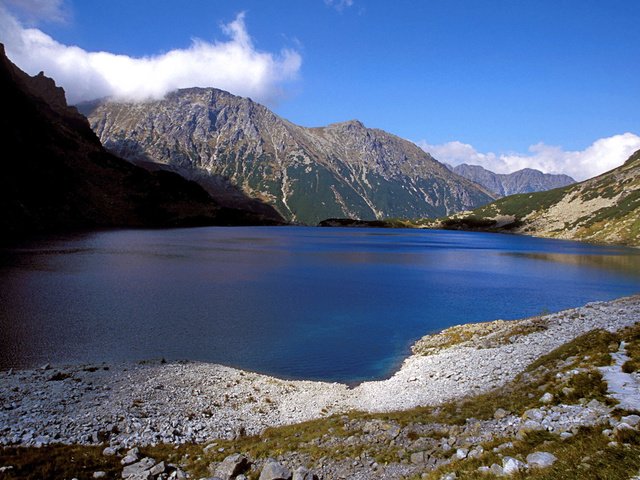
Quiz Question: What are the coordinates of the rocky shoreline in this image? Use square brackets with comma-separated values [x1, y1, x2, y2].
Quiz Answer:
[2, 295, 639, 452]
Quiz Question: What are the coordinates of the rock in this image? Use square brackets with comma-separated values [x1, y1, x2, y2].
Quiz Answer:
[468, 446, 484, 459]
[502, 456, 525, 475]
[622, 415, 640, 426]
[212, 454, 250, 480]
[292, 466, 317, 480]
[103, 447, 117, 456]
[93, 472, 107, 479]
[149, 461, 166, 476]
[539, 393, 554, 404]
[523, 408, 545, 421]
[410, 451, 426, 464]
[259, 460, 291, 480]
[614, 422, 634, 432]
[121, 448, 140, 466]
[526, 452, 557, 469]
[456, 448, 468, 459]
[489, 464, 504, 476]
[493, 408, 508, 420]
[519, 420, 544, 432]
[477, 466, 490, 473]
[440, 473, 457, 480]
[121, 457, 156, 479]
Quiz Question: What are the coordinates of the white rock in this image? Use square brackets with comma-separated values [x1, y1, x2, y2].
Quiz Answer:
[526, 451, 557, 468]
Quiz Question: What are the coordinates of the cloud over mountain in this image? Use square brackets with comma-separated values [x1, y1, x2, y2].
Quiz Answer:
[0, 6, 301, 105]
[417, 133, 640, 181]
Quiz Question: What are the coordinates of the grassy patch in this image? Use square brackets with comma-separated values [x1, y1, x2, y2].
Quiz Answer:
[0, 445, 121, 480]
[423, 425, 640, 480]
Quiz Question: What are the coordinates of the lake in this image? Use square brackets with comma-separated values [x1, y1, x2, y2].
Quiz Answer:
[1, 227, 639, 383]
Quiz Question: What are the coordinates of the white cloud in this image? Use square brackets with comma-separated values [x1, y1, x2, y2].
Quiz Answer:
[0, 8, 302, 105]
[417, 133, 640, 181]
[324, 0, 354, 12]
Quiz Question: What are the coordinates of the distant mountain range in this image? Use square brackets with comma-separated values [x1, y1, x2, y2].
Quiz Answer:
[448, 163, 575, 197]
[0, 45, 282, 240]
[439, 149, 640, 246]
[80, 88, 495, 225]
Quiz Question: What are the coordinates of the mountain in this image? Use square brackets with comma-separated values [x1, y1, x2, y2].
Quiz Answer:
[438, 150, 640, 246]
[80, 88, 495, 225]
[0, 45, 283, 240]
[450, 163, 575, 196]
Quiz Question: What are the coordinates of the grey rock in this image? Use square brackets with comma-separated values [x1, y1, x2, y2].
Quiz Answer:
[622, 415, 640, 426]
[455, 448, 468, 459]
[102, 446, 117, 456]
[122, 457, 155, 479]
[212, 454, 250, 480]
[539, 392, 554, 404]
[93, 472, 107, 479]
[489, 463, 504, 476]
[292, 467, 317, 480]
[149, 461, 166, 476]
[410, 451, 426, 464]
[493, 408, 508, 419]
[502, 456, 525, 475]
[259, 460, 291, 480]
[526, 451, 557, 468]
[121, 447, 140, 466]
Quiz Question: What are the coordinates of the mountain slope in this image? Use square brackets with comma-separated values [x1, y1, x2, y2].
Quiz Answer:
[81, 88, 495, 225]
[452, 163, 575, 196]
[440, 150, 640, 246]
[0, 45, 281, 240]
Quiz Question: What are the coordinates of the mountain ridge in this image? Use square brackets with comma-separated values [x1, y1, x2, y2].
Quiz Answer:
[450, 163, 575, 197]
[81, 87, 496, 225]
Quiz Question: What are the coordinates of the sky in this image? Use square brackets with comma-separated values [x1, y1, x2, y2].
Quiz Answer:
[1, 0, 639, 180]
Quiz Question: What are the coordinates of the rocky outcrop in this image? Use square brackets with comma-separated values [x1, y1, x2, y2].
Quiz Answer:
[81, 88, 495, 224]
[451, 163, 575, 196]
[0, 45, 282, 240]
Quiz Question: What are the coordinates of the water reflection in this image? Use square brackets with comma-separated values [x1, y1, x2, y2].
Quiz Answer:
[0, 227, 639, 382]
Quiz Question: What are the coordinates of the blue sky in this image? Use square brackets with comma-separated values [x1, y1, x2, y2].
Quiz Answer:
[1, 0, 639, 179]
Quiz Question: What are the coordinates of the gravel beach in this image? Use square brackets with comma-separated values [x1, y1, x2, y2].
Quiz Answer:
[1, 295, 639, 449]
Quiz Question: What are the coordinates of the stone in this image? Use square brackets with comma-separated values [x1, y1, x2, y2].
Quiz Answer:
[93, 472, 107, 479]
[292, 466, 317, 480]
[520, 420, 544, 432]
[102, 447, 117, 456]
[121, 448, 140, 466]
[523, 408, 545, 421]
[539, 393, 554, 404]
[622, 415, 640, 426]
[468, 446, 484, 459]
[440, 474, 456, 480]
[212, 454, 250, 480]
[149, 461, 166, 476]
[493, 408, 508, 420]
[410, 451, 426, 464]
[259, 460, 291, 480]
[526, 452, 557, 469]
[455, 448, 468, 460]
[502, 456, 525, 475]
[490, 464, 504, 475]
[122, 457, 156, 479]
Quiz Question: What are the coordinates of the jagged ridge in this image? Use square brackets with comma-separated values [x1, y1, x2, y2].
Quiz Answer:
[81, 88, 495, 225]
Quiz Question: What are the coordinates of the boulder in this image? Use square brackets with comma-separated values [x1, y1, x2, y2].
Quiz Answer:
[259, 460, 291, 480]
[292, 466, 318, 480]
[121, 457, 156, 479]
[121, 448, 140, 466]
[503, 456, 526, 475]
[539, 393, 554, 404]
[526, 451, 557, 469]
[622, 415, 640, 427]
[212, 453, 250, 480]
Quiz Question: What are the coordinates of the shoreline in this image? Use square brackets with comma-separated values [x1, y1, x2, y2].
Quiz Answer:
[1, 294, 639, 449]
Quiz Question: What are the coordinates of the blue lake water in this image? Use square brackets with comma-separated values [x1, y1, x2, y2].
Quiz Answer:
[1, 227, 639, 383]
